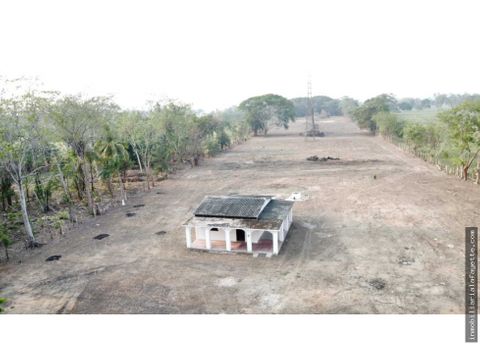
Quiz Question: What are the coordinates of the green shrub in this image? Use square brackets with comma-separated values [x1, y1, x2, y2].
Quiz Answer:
[205, 135, 222, 156]
[403, 122, 427, 150]
[0, 224, 12, 261]
[374, 112, 405, 139]
[0, 297, 6, 313]
[7, 211, 20, 223]
[57, 210, 70, 220]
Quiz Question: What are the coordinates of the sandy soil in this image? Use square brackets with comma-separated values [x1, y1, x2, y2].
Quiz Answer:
[1, 116, 478, 314]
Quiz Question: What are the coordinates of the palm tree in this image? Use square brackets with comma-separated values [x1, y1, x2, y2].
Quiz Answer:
[95, 127, 129, 206]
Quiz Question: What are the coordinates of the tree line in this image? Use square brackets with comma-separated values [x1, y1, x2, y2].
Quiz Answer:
[0, 84, 258, 255]
[290, 96, 343, 117]
[350, 94, 480, 184]
[290, 93, 480, 117]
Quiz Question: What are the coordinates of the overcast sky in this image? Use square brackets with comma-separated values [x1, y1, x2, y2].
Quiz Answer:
[1, 0, 479, 111]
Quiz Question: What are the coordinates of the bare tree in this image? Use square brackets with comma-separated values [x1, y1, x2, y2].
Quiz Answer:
[120, 108, 162, 190]
[0, 92, 51, 247]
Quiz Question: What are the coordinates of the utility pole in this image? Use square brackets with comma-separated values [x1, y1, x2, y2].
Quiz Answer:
[306, 76, 315, 140]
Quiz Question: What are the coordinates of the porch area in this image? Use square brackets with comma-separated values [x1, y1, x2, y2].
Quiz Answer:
[190, 238, 283, 255]
[184, 216, 291, 255]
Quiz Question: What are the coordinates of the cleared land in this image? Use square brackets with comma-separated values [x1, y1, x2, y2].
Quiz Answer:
[1, 116, 478, 313]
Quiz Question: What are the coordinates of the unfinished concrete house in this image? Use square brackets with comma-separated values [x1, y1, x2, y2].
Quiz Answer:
[183, 195, 294, 256]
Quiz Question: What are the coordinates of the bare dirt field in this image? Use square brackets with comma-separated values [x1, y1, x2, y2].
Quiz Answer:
[1, 116, 478, 313]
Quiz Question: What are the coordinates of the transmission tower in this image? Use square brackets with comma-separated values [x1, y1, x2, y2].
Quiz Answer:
[306, 76, 316, 140]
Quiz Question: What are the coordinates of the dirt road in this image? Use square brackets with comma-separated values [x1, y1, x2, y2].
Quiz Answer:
[1, 116, 478, 313]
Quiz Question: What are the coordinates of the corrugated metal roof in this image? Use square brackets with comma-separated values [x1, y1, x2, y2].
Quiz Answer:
[194, 195, 272, 219]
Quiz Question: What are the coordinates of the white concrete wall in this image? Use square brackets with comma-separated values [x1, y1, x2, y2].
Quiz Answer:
[207, 228, 226, 241]
[192, 209, 293, 246]
[195, 227, 238, 241]
[194, 227, 265, 243]
[194, 227, 285, 243]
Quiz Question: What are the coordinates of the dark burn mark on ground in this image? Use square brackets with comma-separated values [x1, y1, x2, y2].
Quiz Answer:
[306, 155, 340, 161]
[45, 255, 62, 262]
[398, 256, 415, 265]
[368, 278, 386, 290]
[93, 234, 110, 240]
[155, 231, 167, 236]
[26, 242, 45, 249]
[133, 204, 145, 208]
[126, 212, 136, 217]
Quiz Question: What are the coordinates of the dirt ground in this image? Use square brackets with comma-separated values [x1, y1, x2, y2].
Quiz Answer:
[1, 116, 478, 314]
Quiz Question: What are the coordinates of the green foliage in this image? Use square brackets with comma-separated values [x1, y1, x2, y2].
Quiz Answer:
[339, 97, 359, 117]
[316, 97, 341, 116]
[398, 101, 413, 111]
[434, 93, 480, 108]
[57, 210, 70, 220]
[373, 112, 405, 139]
[0, 173, 14, 210]
[439, 101, 480, 151]
[438, 101, 480, 173]
[400, 121, 442, 161]
[204, 134, 222, 155]
[0, 223, 12, 261]
[420, 99, 432, 109]
[50, 95, 120, 214]
[51, 96, 117, 156]
[0, 297, 6, 312]
[7, 211, 20, 224]
[352, 94, 397, 133]
[95, 126, 130, 180]
[34, 174, 58, 212]
[239, 94, 295, 135]
[218, 129, 231, 150]
[291, 96, 343, 117]
[158, 102, 196, 162]
[217, 107, 249, 145]
[403, 122, 428, 150]
[36, 211, 68, 235]
[51, 216, 65, 231]
[116, 102, 240, 175]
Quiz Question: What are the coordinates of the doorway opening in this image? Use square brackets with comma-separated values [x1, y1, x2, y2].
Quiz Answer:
[236, 229, 245, 241]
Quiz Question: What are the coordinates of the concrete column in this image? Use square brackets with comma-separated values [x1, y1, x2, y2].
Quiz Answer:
[205, 227, 211, 250]
[279, 225, 284, 242]
[246, 229, 253, 253]
[273, 231, 279, 255]
[288, 209, 293, 223]
[225, 228, 231, 251]
[185, 227, 192, 248]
